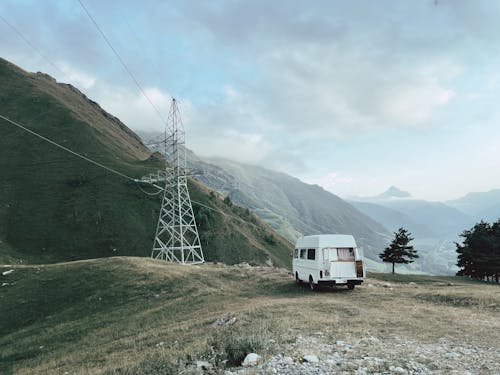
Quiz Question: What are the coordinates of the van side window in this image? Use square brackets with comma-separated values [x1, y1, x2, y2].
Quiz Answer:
[294, 249, 299, 258]
[300, 249, 307, 259]
[307, 248, 316, 260]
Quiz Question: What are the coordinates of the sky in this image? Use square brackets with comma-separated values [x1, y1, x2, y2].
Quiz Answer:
[1, 0, 500, 201]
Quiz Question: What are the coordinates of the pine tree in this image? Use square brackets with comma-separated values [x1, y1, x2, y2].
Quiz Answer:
[379, 227, 418, 274]
[456, 220, 500, 283]
[492, 219, 500, 283]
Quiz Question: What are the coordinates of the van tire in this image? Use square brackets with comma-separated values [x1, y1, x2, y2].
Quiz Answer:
[348, 283, 355, 290]
[309, 276, 316, 291]
[295, 272, 302, 284]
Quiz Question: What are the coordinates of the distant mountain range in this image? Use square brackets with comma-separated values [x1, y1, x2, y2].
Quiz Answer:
[447, 189, 500, 223]
[348, 186, 500, 274]
[136, 127, 500, 275]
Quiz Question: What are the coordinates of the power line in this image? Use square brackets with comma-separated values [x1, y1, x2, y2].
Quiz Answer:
[77, 0, 167, 127]
[0, 14, 71, 83]
[0, 113, 136, 182]
[0, 113, 292, 246]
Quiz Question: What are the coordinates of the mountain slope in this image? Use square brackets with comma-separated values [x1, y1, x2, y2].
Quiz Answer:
[447, 189, 500, 222]
[349, 200, 437, 238]
[374, 199, 473, 237]
[0, 57, 291, 267]
[349, 189, 478, 274]
[180, 154, 390, 261]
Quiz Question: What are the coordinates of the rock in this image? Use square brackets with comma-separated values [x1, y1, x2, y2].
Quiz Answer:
[1, 282, 9, 287]
[408, 282, 418, 287]
[236, 262, 251, 269]
[445, 352, 460, 359]
[389, 365, 407, 374]
[195, 360, 212, 369]
[303, 354, 319, 363]
[283, 356, 294, 365]
[1, 269, 14, 276]
[211, 313, 237, 328]
[242, 353, 261, 367]
[382, 282, 392, 288]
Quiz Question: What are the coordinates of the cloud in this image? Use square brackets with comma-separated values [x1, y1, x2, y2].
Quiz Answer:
[305, 172, 353, 192]
[57, 61, 96, 89]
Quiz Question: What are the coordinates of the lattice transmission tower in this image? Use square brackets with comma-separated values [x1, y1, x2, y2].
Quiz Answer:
[139, 98, 204, 264]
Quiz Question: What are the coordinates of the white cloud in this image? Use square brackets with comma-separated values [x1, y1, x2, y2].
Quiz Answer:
[192, 130, 273, 164]
[57, 61, 96, 89]
[305, 172, 353, 193]
[91, 85, 172, 133]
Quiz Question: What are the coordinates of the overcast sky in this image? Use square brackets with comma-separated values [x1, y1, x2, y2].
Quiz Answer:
[1, 0, 499, 201]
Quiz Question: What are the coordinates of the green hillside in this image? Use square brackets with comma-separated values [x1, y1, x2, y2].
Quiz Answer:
[0, 57, 291, 267]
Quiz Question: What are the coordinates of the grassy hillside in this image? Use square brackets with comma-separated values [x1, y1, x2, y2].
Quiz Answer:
[1, 258, 498, 374]
[0, 57, 291, 267]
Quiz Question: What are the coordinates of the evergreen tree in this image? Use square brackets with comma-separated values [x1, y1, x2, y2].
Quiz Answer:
[379, 227, 418, 274]
[456, 219, 500, 283]
[492, 219, 500, 283]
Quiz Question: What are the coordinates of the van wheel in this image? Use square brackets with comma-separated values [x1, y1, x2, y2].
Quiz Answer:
[309, 276, 316, 291]
[348, 283, 355, 290]
[295, 272, 302, 284]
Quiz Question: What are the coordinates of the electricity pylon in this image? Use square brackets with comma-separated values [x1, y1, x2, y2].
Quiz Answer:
[139, 98, 204, 264]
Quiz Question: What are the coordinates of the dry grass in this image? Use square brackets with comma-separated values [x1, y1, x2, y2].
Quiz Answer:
[1, 258, 499, 374]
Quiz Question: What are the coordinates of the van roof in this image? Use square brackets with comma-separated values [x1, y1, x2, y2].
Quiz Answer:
[295, 234, 356, 248]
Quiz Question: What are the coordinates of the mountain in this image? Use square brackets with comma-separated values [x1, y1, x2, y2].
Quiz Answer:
[348, 200, 437, 238]
[348, 185, 412, 201]
[0, 57, 291, 267]
[350, 187, 473, 238]
[176, 153, 391, 262]
[349, 188, 478, 274]
[374, 199, 473, 237]
[447, 189, 500, 223]
[378, 185, 412, 199]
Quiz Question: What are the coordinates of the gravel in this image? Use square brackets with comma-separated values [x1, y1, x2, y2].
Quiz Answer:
[219, 333, 500, 374]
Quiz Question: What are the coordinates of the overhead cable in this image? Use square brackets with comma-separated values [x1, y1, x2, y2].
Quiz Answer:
[0, 14, 71, 82]
[77, 0, 167, 126]
[0, 114, 136, 181]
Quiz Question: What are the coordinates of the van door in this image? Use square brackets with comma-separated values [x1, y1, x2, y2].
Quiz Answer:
[337, 248, 356, 278]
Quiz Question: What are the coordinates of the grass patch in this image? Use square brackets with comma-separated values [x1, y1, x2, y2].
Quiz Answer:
[416, 292, 499, 309]
[367, 272, 484, 285]
[206, 322, 275, 367]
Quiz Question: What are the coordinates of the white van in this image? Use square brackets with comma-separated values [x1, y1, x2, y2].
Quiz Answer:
[293, 234, 365, 291]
